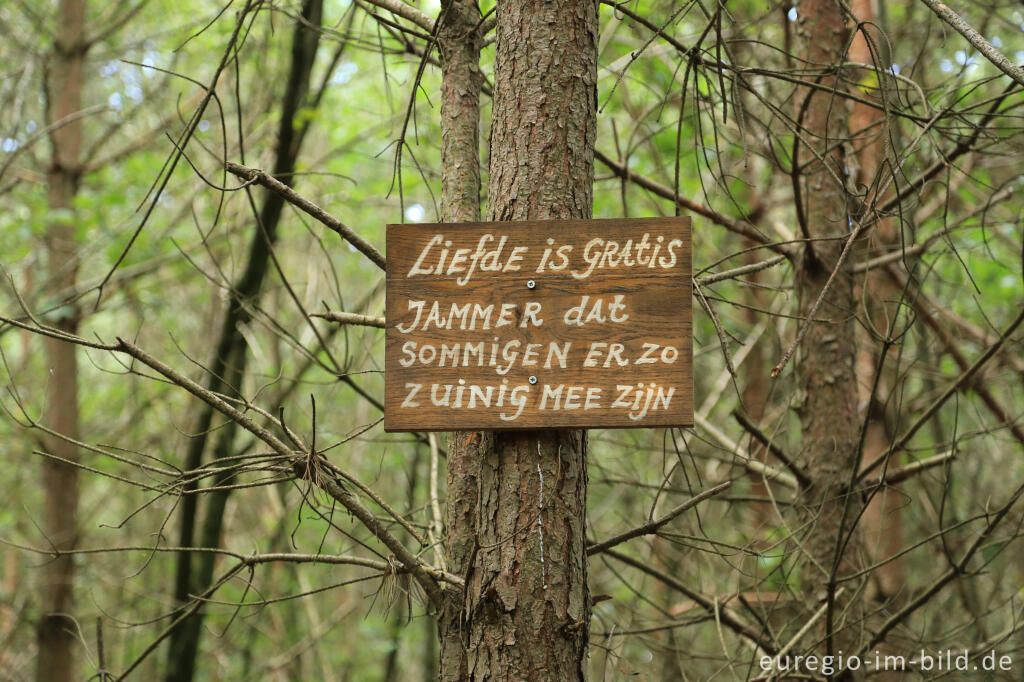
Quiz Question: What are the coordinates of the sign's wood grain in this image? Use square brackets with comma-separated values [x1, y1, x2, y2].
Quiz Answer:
[384, 217, 692, 431]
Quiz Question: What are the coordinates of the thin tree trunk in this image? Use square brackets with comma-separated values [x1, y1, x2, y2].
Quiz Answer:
[792, 0, 863, 658]
[437, 1, 598, 680]
[38, 1, 87, 679]
[164, 3, 323, 679]
[848, 0, 905, 603]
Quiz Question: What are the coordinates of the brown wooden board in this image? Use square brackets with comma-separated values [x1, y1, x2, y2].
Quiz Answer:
[384, 217, 692, 431]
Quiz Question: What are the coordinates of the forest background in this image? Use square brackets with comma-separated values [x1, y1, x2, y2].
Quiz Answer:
[1, 0, 1024, 679]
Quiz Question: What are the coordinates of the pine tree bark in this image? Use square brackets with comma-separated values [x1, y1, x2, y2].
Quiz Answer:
[792, 0, 863, 655]
[38, 1, 87, 679]
[437, 1, 598, 680]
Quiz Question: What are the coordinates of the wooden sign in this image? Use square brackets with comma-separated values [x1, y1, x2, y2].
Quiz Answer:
[384, 217, 692, 431]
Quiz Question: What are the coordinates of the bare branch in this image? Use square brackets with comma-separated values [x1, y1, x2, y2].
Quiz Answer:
[359, 0, 434, 33]
[861, 479, 1024, 652]
[603, 547, 778, 655]
[691, 416, 798, 490]
[918, 0, 1024, 87]
[732, 411, 812, 488]
[310, 310, 386, 327]
[857, 307, 1024, 482]
[863, 450, 957, 488]
[587, 481, 732, 555]
[696, 255, 787, 286]
[595, 150, 774, 248]
[108, 337, 445, 607]
[225, 161, 386, 271]
[7, 540, 463, 585]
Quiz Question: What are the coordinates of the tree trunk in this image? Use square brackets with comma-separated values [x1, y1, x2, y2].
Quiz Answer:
[792, 0, 863, 656]
[437, 1, 598, 680]
[164, 3, 323, 679]
[38, 1, 87, 680]
[848, 0, 905, 603]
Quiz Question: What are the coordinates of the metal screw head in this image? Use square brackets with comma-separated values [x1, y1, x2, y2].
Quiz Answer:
[528, 375, 538, 385]
[527, 279, 536, 289]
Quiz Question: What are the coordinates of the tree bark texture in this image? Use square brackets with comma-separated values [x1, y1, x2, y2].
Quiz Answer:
[38, 1, 87, 680]
[438, 1, 598, 680]
[792, 0, 864, 651]
[438, 0, 483, 227]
